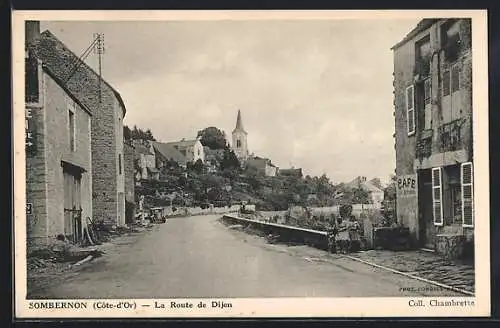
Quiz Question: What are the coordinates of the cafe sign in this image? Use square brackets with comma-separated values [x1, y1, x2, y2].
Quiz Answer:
[396, 174, 417, 197]
[26, 108, 36, 156]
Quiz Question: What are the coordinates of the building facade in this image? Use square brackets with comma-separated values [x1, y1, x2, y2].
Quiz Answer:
[133, 140, 158, 180]
[232, 110, 249, 163]
[392, 19, 474, 251]
[25, 21, 92, 245]
[33, 29, 128, 227]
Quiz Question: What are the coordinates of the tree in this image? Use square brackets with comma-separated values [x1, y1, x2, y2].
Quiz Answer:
[352, 187, 371, 204]
[220, 146, 240, 171]
[123, 125, 132, 141]
[128, 125, 156, 141]
[197, 127, 227, 150]
[381, 174, 397, 226]
[187, 159, 205, 173]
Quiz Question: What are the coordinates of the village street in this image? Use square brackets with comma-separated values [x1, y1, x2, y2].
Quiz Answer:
[30, 215, 463, 299]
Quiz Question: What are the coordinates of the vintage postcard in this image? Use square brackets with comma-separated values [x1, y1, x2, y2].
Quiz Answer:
[12, 10, 490, 318]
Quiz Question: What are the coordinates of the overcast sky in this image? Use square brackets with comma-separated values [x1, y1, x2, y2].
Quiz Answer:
[40, 19, 420, 184]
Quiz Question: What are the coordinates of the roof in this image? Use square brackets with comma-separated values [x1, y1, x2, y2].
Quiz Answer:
[346, 177, 383, 193]
[279, 168, 302, 176]
[362, 182, 383, 193]
[31, 30, 127, 116]
[391, 19, 440, 51]
[40, 65, 92, 116]
[233, 110, 247, 134]
[152, 141, 187, 164]
[147, 167, 160, 173]
[164, 139, 198, 149]
[134, 143, 153, 156]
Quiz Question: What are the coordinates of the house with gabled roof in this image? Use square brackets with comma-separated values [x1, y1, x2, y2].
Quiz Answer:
[30, 25, 128, 228]
[162, 137, 205, 164]
[152, 141, 189, 169]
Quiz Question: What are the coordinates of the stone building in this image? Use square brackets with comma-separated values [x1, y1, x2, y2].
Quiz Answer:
[392, 19, 473, 255]
[245, 156, 278, 177]
[32, 28, 128, 227]
[25, 21, 92, 245]
[232, 110, 249, 163]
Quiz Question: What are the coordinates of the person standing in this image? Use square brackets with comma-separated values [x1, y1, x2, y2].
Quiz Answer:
[326, 217, 338, 254]
[336, 217, 350, 254]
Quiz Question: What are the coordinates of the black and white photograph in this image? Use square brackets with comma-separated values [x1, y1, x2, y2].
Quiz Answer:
[13, 10, 490, 318]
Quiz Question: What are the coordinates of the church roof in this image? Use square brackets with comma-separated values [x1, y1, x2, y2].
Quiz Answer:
[233, 110, 246, 134]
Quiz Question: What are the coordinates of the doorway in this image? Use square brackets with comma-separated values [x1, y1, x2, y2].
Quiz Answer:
[418, 169, 434, 248]
[63, 163, 83, 243]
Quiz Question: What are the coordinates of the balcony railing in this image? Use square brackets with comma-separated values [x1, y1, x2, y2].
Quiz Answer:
[438, 118, 466, 153]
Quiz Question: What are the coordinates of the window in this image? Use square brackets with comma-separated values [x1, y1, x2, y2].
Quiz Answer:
[237, 139, 241, 148]
[68, 110, 75, 152]
[406, 85, 415, 136]
[442, 20, 461, 62]
[118, 154, 122, 175]
[432, 167, 443, 226]
[415, 35, 431, 78]
[461, 162, 474, 227]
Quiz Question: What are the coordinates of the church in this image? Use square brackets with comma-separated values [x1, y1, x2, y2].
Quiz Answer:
[231, 110, 249, 163]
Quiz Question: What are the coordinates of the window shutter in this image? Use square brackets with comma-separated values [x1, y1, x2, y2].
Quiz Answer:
[432, 167, 443, 226]
[461, 162, 474, 227]
[451, 64, 460, 93]
[424, 78, 432, 105]
[406, 85, 415, 135]
[443, 70, 451, 96]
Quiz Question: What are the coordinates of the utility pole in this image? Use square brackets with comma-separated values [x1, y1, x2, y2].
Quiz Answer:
[93, 33, 105, 103]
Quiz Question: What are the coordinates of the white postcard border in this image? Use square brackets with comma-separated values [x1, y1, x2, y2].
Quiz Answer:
[12, 9, 490, 318]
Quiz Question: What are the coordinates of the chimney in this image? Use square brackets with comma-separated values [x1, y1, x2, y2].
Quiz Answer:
[25, 21, 41, 49]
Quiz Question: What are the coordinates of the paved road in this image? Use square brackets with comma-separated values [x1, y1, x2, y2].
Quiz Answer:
[32, 215, 462, 299]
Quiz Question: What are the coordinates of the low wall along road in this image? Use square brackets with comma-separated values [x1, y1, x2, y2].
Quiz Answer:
[221, 214, 329, 250]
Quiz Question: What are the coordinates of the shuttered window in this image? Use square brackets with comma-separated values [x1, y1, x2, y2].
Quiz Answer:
[461, 162, 474, 227]
[443, 70, 451, 96]
[432, 167, 443, 226]
[406, 85, 415, 136]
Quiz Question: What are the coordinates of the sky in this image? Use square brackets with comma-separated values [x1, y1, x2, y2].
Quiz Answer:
[40, 18, 420, 185]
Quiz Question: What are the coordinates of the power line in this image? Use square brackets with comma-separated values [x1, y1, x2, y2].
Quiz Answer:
[63, 37, 99, 84]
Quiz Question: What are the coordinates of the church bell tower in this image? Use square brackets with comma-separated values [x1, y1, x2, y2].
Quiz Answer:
[232, 110, 249, 162]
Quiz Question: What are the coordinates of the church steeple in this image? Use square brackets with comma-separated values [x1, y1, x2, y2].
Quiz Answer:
[232, 110, 249, 162]
[233, 109, 246, 134]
